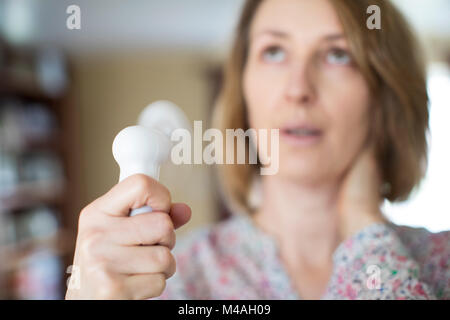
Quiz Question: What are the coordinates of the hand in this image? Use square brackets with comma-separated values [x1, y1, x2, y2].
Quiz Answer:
[65, 174, 191, 300]
[337, 142, 388, 242]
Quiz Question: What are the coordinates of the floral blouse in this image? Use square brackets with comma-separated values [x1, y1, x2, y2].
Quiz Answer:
[155, 214, 450, 300]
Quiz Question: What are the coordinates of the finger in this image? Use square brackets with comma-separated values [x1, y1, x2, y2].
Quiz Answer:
[91, 174, 172, 217]
[102, 245, 176, 277]
[124, 273, 166, 300]
[106, 212, 176, 247]
[169, 203, 192, 229]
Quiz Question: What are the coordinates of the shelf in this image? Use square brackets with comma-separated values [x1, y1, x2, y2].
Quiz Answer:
[23, 135, 62, 152]
[0, 180, 65, 212]
[0, 230, 74, 273]
[0, 68, 60, 103]
[0, 39, 78, 300]
[0, 134, 63, 155]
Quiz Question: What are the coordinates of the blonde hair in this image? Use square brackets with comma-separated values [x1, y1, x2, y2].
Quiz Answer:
[213, 0, 429, 214]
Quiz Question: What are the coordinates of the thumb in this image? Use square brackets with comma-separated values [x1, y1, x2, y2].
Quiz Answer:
[169, 203, 192, 229]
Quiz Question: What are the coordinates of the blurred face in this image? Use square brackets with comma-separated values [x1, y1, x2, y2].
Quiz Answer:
[243, 0, 371, 185]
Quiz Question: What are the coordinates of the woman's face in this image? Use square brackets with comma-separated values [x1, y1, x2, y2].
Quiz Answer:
[243, 0, 372, 185]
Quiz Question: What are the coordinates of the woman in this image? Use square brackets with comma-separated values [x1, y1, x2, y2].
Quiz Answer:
[66, 0, 450, 300]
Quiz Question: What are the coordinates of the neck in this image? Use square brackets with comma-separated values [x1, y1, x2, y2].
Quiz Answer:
[252, 175, 341, 267]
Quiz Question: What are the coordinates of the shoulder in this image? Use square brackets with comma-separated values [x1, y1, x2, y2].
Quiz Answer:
[391, 223, 450, 298]
[391, 223, 450, 262]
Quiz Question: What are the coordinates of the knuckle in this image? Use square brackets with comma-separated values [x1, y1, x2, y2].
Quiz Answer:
[155, 246, 173, 269]
[160, 185, 172, 207]
[79, 229, 106, 259]
[84, 267, 123, 299]
[166, 231, 176, 250]
[166, 258, 176, 278]
[172, 234, 177, 249]
[97, 277, 125, 299]
[129, 175, 172, 212]
[151, 274, 166, 297]
[131, 174, 154, 193]
[79, 206, 89, 218]
[156, 214, 174, 235]
[78, 206, 94, 227]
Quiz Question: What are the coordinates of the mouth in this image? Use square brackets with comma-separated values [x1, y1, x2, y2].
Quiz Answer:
[280, 124, 323, 146]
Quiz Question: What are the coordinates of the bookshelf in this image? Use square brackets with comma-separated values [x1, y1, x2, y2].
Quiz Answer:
[0, 39, 80, 299]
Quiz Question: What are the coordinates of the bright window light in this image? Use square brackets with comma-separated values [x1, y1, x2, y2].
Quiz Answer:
[383, 63, 450, 233]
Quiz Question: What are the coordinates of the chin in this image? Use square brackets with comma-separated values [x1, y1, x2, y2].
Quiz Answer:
[277, 158, 333, 185]
[278, 162, 325, 184]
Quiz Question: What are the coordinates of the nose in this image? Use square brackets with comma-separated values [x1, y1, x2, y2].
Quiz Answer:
[284, 60, 316, 106]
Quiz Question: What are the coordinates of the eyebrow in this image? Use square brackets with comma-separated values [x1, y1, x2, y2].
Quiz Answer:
[250, 29, 289, 40]
[250, 30, 346, 42]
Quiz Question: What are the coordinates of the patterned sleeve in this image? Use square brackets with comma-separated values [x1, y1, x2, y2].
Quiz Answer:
[323, 222, 449, 300]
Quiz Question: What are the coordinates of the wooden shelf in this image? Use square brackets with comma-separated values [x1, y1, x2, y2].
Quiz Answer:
[0, 230, 74, 273]
[0, 39, 79, 299]
[23, 135, 62, 152]
[1, 134, 63, 154]
[0, 68, 60, 103]
[0, 180, 65, 212]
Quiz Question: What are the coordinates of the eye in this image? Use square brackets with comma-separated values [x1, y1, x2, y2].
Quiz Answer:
[325, 48, 352, 66]
[262, 45, 286, 63]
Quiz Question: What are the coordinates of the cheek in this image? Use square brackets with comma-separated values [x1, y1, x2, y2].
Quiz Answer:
[320, 67, 371, 130]
[321, 73, 371, 164]
[243, 64, 285, 130]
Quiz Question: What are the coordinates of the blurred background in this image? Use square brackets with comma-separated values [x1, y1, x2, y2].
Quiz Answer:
[0, 0, 448, 299]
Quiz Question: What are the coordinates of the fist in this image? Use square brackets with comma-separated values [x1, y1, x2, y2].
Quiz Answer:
[65, 174, 191, 299]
